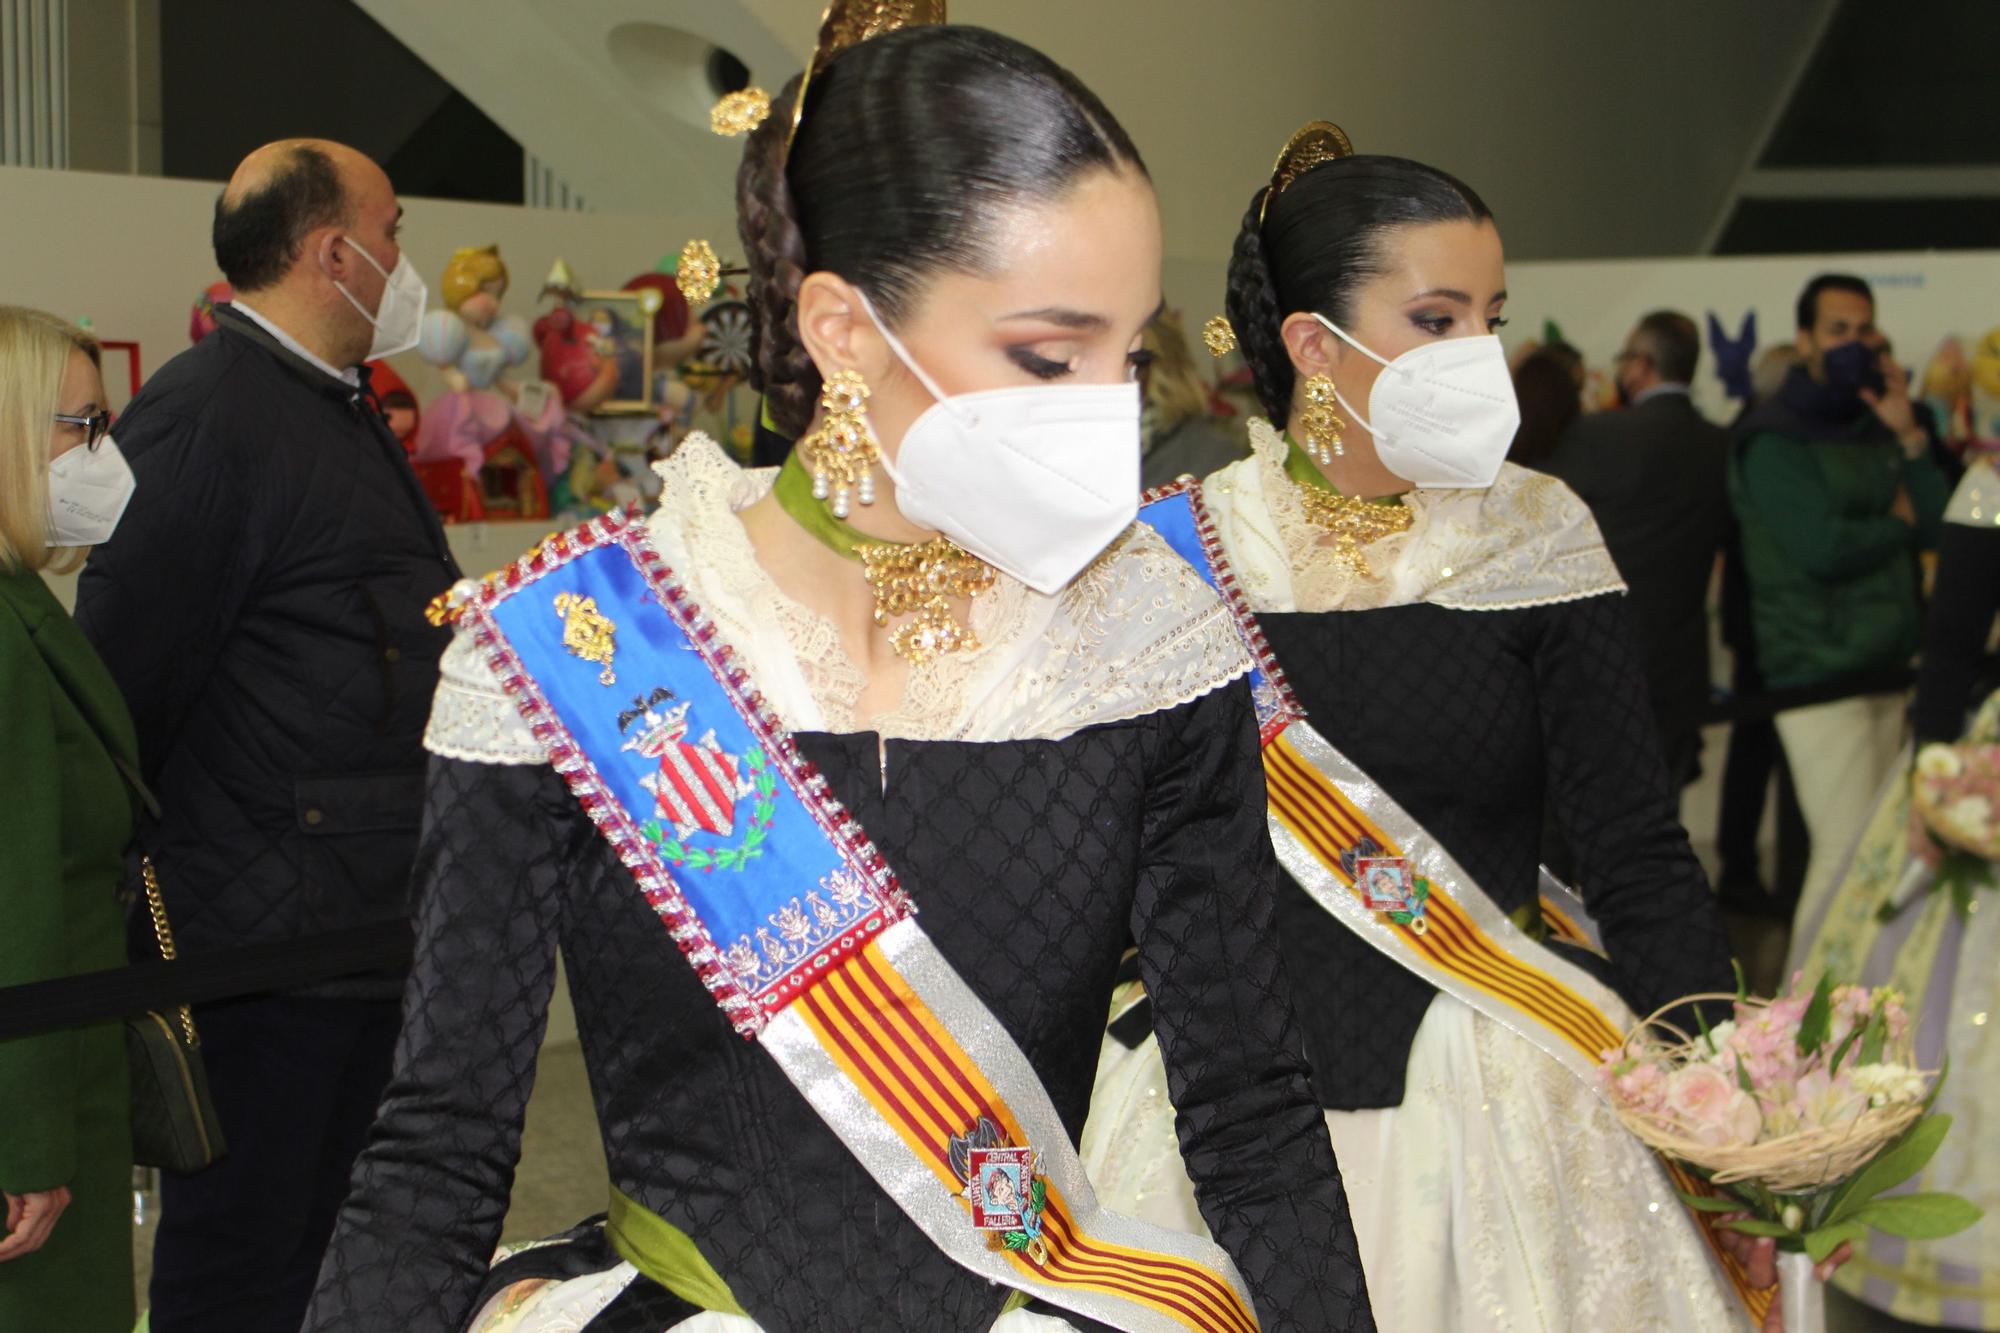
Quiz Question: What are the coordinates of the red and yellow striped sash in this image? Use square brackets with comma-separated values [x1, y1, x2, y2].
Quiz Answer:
[796, 943, 1259, 1333]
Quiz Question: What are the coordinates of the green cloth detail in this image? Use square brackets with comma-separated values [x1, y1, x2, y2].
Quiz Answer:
[1728, 428, 1950, 689]
[1280, 433, 1404, 506]
[772, 449, 920, 563]
[759, 396, 780, 433]
[606, 1187, 748, 1316]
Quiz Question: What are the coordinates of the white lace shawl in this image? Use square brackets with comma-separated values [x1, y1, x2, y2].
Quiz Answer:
[1201, 418, 1626, 615]
[426, 434, 1249, 764]
[1945, 455, 2000, 527]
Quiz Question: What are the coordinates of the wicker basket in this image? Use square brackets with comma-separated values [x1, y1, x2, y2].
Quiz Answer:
[1609, 993, 1927, 1192]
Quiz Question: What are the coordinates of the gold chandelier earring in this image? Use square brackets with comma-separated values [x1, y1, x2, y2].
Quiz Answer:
[1298, 375, 1346, 465]
[798, 369, 879, 518]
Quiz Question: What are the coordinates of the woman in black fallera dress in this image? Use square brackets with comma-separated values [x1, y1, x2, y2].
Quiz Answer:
[1086, 128, 1844, 1331]
[302, 22, 1370, 1333]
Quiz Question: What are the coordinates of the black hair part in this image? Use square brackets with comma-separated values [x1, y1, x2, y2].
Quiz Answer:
[212, 144, 352, 292]
[734, 25, 1147, 437]
[1631, 309, 1700, 384]
[1226, 154, 1491, 425]
[1795, 273, 1874, 332]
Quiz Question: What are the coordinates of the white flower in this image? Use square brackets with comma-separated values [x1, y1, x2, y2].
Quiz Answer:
[1916, 744, 1964, 781]
[1849, 1062, 1927, 1107]
[1945, 795, 1994, 839]
[1703, 1019, 1739, 1057]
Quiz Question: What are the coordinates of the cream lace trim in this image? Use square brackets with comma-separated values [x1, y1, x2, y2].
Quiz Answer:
[1203, 418, 1625, 614]
[425, 433, 1247, 763]
[1946, 455, 2000, 527]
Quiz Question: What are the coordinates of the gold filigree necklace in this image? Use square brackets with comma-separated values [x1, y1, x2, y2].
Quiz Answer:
[1282, 434, 1414, 577]
[773, 450, 994, 665]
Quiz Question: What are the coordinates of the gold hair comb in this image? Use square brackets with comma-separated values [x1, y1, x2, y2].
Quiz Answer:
[788, 0, 947, 155]
[1259, 120, 1355, 225]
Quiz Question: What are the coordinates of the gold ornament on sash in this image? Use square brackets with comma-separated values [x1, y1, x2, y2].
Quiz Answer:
[859, 538, 996, 666]
[1201, 316, 1237, 358]
[788, 0, 948, 156]
[553, 592, 620, 685]
[1259, 119, 1355, 225]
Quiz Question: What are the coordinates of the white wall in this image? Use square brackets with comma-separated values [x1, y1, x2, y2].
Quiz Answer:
[1501, 248, 2000, 419]
[0, 162, 703, 411]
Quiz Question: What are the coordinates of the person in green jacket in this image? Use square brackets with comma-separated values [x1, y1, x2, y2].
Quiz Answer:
[1728, 273, 1950, 943]
[0, 306, 143, 1331]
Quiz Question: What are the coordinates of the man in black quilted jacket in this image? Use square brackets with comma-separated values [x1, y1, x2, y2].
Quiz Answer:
[75, 139, 458, 1333]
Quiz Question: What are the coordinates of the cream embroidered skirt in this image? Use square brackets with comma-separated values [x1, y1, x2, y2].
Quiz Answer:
[1080, 994, 1740, 1333]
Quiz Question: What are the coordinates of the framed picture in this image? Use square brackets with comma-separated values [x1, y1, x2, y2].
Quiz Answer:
[579, 287, 662, 416]
[1356, 856, 1416, 912]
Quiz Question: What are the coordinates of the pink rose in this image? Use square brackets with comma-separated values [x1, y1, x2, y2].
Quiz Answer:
[1665, 1063, 1763, 1145]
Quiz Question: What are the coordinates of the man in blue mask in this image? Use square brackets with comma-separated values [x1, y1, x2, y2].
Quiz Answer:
[1728, 272, 1949, 949]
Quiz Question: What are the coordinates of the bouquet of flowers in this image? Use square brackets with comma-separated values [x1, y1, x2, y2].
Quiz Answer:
[1907, 732, 2000, 918]
[1599, 973, 1982, 1331]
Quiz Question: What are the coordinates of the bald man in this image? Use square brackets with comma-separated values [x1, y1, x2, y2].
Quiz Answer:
[75, 140, 458, 1333]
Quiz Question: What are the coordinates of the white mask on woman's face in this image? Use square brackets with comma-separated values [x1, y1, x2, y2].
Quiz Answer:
[47, 435, 135, 546]
[854, 291, 1140, 595]
[1311, 313, 1518, 489]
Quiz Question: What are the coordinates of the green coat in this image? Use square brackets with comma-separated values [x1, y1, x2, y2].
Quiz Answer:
[1729, 424, 1949, 690]
[0, 567, 138, 1331]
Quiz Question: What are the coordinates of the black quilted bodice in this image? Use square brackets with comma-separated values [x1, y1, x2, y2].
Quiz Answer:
[301, 681, 1373, 1331]
[1261, 593, 1735, 1109]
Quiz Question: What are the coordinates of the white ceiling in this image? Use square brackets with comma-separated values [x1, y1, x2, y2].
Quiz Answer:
[356, 0, 1832, 266]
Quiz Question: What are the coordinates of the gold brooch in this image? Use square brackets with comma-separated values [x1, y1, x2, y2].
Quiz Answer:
[1295, 488, 1414, 579]
[554, 592, 619, 685]
[1201, 316, 1237, 358]
[710, 87, 772, 137]
[858, 538, 996, 666]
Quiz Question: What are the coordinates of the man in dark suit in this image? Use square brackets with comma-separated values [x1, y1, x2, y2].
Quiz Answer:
[1539, 311, 1729, 786]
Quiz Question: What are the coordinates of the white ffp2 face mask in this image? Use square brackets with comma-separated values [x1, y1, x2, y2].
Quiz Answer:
[1312, 313, 1518, 489]
[47, 435, 135, 546]
[856, 292, 1140, 595]
[327, 236, 428, 361]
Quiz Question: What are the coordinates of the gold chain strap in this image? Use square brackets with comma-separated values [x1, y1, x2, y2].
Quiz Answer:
[140, 856, 199, 1047]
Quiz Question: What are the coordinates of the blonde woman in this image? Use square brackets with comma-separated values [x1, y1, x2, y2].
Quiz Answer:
[0, 306, 140, 1332]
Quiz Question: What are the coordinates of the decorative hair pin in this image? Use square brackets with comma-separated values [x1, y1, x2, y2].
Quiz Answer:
[1202, 316, 1237, 358]
[710, 88, 773, 137]
[674, 239, 750, 305]
[1259, 119, 1355, 225]
[788, 0, 946, 156]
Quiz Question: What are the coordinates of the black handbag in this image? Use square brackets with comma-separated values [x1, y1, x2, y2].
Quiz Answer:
[125, 856, 226, 1172]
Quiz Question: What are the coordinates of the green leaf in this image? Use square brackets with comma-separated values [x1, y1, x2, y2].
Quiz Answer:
[1732, 957, 1749, 1001]
[1718, 1218, 1793, 1238]
[1002, 1231, 1031, 1251]
[1734, 1058, 1757, 1096]
[1804, 1221, 1869, 1263]
[1677, 1191, 1748, 1214]
[1828, 1023, 1864, 1076]
[1825, 1115, 1952, 1221]
[1851, 1193, 1985, 1240]
[1029, 1179, 1047, 1211]
[1695, 1002, 1717, 1055]
[1796, 972, 1834, 1056]
[1857, 1009, 1888, 1067]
